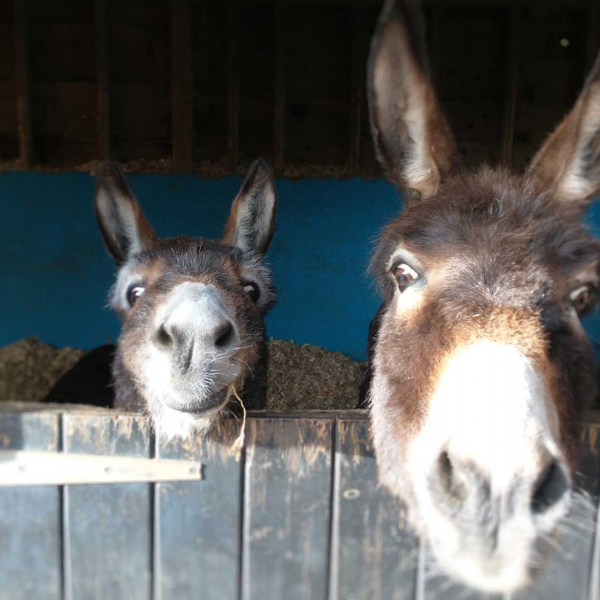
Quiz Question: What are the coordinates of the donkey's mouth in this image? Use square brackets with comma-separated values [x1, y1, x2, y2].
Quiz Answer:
[164, 386, 230, 415]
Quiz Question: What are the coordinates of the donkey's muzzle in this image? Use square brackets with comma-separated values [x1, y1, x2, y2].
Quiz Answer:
[428, 450, 570, 540]
[153, 282, 240, 373]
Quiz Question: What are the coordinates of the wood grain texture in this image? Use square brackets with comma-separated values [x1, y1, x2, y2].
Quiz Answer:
[13, 0, 33, 166]
[243, 418, 334, 600]
[94, 0, 110, 159]
[0, 412, 61, 600]
[62, 414, 152, 600]
[273, 0, 287, 175]
[170, 0, 193, 173]
[330, 419, 419, 600]
[227, 0, 240, 169]
[155, 418, 244, 600]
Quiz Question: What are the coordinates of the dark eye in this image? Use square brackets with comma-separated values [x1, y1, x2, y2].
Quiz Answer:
[569, 284, 594, 315]
[243, 282, 260, 302]
[126, 284, 145, 306]
[393, 263, 419, 292]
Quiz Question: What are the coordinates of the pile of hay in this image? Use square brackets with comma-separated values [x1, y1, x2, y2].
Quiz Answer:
[268, 339, 365, 410]
[0, 338, 86, 403]
[0, 337, 366, 409]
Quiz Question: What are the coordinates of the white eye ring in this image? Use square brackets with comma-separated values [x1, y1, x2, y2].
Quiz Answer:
[126, 284, 145, 306]
[393, 263, 420, 292]
[243, 283, 259, 302]
[396, 264, 418, 279]
[569, 284, 592, 313]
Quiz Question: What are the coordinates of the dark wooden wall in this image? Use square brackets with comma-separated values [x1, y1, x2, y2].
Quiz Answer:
[0, 0, 599, 177]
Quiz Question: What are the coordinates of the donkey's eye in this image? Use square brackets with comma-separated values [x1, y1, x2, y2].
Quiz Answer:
[243, 282, 260, 302]
[393, 263, 419, 292]
[569, 284, 594, 314]
[126, 284, 146, 306]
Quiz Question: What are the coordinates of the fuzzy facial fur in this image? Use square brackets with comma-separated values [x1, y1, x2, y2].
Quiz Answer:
[95, 159, 277, 439]
[367, 0, 600, 593]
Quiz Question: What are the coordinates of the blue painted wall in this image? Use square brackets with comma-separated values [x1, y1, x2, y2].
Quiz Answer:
[0, 171, 400, 361]
[1, 171, 599, 361]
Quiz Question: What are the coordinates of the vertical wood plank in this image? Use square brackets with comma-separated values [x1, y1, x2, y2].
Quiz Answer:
[228, 0, 240, 170]
[501, 7, 520, 166]
[273, 0, 287, 176]
[13, 0, 33, 167]
[62, 414, 152, 600]
[155, 419, 243, 600]
[585, 7, 600, 77]
[330, 419, 420, 600]
[348, 0, 364, 176]
[243, 418, 334, 600]
[590, 491, 600, 600]
[170, 0, 193, 173]
[0, 411, 61, 600]
[95, 0, 110, 159]
[512, 422, 600, 600]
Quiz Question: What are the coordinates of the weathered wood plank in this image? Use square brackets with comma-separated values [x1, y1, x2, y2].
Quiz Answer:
[348, 0, 364, 175]
[501, 7, 520, 165]
[0, 412, 61, 600]
[13, 0, 33, 166]
[62, 414, 152, 600]
[155, 418, 243, 600]
[95, 0, 110, 159]
[512, 422, 600, 600]
[227, 0, 240, 169]
[170, 0, 193, 173]
[273, 0, 287, 175]
[243, 418, 334, 600]
[330, 418, 420, 600]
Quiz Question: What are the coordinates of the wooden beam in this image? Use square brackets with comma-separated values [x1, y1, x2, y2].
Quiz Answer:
[228, 0, 240, 170]
[501, 7, 520, 166]
[13, 0, 33, 167]
[348, 0, 364, 175]
[170, 0, 193, 173]
[94, 0, 110, 160]
[273, 0, 287, 176]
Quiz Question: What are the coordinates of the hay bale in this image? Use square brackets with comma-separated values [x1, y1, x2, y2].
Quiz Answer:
[0, 338, 86, 403]
[267, 339, 366, 410]
[0, 337, 365, 410]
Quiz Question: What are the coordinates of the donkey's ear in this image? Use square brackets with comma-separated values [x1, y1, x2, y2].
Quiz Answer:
[368, 0, 457, 199]
[528, 52, 600, 209]
[94, 161, 157, 265]
[223, 159, 277, 255]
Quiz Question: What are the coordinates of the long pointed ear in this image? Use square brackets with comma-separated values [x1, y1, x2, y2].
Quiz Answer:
[223, 159, 277, 255]
[94, 161, 157, 265]
[527, 51, 600, 209]
[368, 0, 457, 200]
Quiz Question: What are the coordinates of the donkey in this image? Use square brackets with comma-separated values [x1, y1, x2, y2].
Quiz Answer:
[95, 159, 277, 439]
[365, 0, 600, 592]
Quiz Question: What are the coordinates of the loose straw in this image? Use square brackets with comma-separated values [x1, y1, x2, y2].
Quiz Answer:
[229, 385, 247, 457]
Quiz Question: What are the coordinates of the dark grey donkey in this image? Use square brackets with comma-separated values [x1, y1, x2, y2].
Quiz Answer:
[89, 159, 277, 439]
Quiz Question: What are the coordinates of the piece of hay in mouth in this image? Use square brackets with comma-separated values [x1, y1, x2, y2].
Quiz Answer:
[228, 385, 247, 458]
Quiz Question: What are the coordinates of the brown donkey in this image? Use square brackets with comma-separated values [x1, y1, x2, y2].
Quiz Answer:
[366, 0, 600, 592]
[95, 159, 277, 439]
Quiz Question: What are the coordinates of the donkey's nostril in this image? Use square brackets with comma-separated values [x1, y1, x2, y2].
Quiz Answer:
[437, 451, 468, 506]
[156, 324, 173, 348]
[214, 321, 235, 349]
[531, 460, 569, 514]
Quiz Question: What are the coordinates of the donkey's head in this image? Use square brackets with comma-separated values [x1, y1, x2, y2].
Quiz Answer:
[367, 0, 600, 592]
[95, 159, 277, 439]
